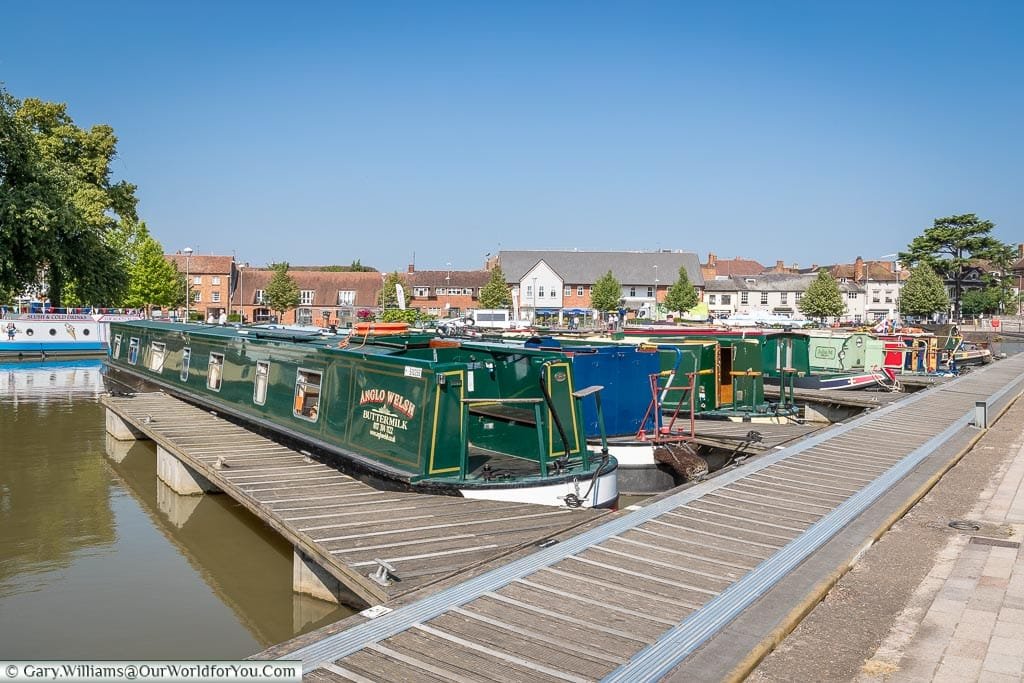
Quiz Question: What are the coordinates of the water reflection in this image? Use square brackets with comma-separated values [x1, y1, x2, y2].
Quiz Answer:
[0, 361, 350, 659]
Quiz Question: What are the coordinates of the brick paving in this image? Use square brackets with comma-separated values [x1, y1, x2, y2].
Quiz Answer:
[863, 439, 1024, 682]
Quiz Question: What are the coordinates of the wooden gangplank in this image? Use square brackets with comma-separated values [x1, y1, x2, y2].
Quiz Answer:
[687, 419, 827, 453]
[270, 354, 1024, 681]
[764, 383, 907, 408]
[101, 393, 606, 606]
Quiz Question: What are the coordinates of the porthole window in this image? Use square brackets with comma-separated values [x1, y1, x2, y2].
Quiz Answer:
[83, 328, 90, 336]
[26, 328, 34, 337]
[49, 328, 57, 336]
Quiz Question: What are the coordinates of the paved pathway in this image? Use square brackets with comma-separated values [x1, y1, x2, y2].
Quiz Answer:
[859, 433, 1024, 682]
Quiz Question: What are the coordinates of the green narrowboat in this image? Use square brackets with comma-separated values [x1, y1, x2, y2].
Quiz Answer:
[105, 321, 618, 508]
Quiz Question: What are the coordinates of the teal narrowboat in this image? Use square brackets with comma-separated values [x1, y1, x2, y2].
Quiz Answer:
[105, 321, 618, 508]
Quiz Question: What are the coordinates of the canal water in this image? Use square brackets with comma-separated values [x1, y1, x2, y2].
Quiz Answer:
[0, 361, 352, 659]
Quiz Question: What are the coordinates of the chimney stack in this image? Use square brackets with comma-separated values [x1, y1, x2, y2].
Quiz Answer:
[775, 260, 784, 271]
[407, 263, 415, 273]
[854, 256, 865, 282]
[707, 253, 717, 267]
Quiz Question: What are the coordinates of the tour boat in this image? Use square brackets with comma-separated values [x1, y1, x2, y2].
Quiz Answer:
[105, 321, 618, 508]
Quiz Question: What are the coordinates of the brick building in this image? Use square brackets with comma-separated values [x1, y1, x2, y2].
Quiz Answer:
[234, 268, 383, 327]
[405, 267, 492, 318]
[164, 253, 237, 321]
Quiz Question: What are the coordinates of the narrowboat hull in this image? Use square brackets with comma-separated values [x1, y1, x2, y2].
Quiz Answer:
[106, 322, 618, 508]
[1, 318, 107, 359]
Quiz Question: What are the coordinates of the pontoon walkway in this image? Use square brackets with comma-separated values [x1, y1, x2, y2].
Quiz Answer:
[270, 354, 1024, 682]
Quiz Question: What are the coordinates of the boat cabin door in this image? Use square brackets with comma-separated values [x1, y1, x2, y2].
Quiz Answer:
[718, 345, 734, 406]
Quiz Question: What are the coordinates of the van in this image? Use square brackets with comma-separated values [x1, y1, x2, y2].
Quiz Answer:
[467, 309, 531, 330]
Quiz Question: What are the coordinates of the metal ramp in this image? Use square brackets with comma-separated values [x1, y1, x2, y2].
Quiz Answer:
[277, 354, 1024, 681]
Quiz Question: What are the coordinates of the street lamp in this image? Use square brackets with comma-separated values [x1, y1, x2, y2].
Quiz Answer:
[182, 247, 193, 323]
[653, 264, 659, 320]
[445, 262, 452, 316]
[532, 277, 537, 323]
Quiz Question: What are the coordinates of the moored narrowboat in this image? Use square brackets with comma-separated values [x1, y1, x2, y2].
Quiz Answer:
[105, 321, 618, 508]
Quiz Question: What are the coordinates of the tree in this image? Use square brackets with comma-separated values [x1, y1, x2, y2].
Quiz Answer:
[264, 262, 300, 320]
[960, 286, 1009, 316]
[591, 271, 622, 316]
[799, 270, 845, 321]
[378, 271, 407, 311]
[479, 266, 512, 309]
[899, 264, 949, 318]
[664, 266, 698, 315]
[898, 214, 1014, 321]
[119, 222, 180, 312]
[10, 94, 138, 307]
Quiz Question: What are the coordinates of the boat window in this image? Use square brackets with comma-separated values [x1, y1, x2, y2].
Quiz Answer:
[208, 353, 225, 391]
[181, 348, 191, 381]
[113, 334, 122, 358]
[293, 369, 322, 421]
[128, 338, 140, 365]
[254, 361, 270, 405]
[149, 342, 167, 373]
[49, 328, 57, 336]
[82, 328, 90, 336]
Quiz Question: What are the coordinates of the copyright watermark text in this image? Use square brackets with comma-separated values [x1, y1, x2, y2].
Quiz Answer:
[2, 662, 301, 683]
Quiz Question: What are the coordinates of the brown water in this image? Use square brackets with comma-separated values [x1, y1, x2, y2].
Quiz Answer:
[0, 361, 352, 659]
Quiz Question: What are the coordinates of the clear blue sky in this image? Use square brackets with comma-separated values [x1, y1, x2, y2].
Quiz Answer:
[3, 1, 1021, 272]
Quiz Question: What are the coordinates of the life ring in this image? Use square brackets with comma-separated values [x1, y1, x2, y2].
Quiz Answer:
[992, 318, 1000, 329]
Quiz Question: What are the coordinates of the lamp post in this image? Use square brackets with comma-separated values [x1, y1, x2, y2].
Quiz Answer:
[182, 247, 193, 322]
[532, 277, 537, 323]
[653, 264, 659, 320]
[445, 262, 452, 316]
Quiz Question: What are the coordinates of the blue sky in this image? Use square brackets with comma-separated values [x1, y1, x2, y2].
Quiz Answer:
[3, 2, 1021, 272]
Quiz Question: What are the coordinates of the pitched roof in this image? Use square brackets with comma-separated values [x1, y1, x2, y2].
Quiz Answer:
[407, 270, 492, 288]
[235, 269, 383, 307]
[707, 257, 766, 277]
[165, 254, 234, 274]
[497, 250, 704, 287]
[704, 273, 864, 293]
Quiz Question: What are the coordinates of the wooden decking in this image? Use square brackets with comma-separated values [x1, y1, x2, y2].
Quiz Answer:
[101, 393, 606, 606]
[687, 418, 827, 452]
[268, 354, 1024, 681]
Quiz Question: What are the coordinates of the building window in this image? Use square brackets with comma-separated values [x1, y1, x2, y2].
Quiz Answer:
[538, 286, 545, 298]
[760, 291, 768, 305]
[647, 286, 654, 298]
[254, 289, 265, 304]
[193, 276, 202, 285]
[795, 292, 803, 301]
[872, 295, 881, 303]
[207, 353, 224, 391]
[722, 294, 731, 305]
[564, 286, 571, 296]
[212, 276, 221, 285]
[300, 290, 314, 305]
[413, 287, 428, 297]
[180, 348, 191, 381]
[847, 292, 858, 300]
[128, 338, 139, 365]
[577, 286, 584, 296]
[193, 291, 201, 303]
[709, 295, 717, 305]
[628, 286, 635, 297]
[436, 287, 446, 296]
[550, 288, 556, 298]
[293, 369, 322, 421]
[253, 361, 270, 406]
[740, 292, 748, 305]
[149, 342, 166, 373]
[781, 292, 788, 304]
[338, 290, 356, 305]
[525, 286, 532, 298]
[211, 291, 221, 303]
[297, 308, 312, 325]
[112, 334, 122, 359]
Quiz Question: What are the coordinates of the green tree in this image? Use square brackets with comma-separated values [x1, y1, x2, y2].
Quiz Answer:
[898, 214, 1014, 321]
[11, 94, 137, 307]
[799, 270, 845, 321]
[663, 266, 698, 315]
[119, 222, 180, 312]
[378, 271, 407, 310]
[265, 262, 300, 320]
[591, 270, 622, 316]
[479, 266, 512, 309]
[960, 287, 1009, 316]
[899, 264, 949, 318]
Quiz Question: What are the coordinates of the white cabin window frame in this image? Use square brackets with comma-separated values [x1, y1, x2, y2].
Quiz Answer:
[207, 353, 225, 392]
[128, 337, 140, 365]
[253, 360, 270, 406]
[293, 368, 322, 422]
[149, 342, 167, 374]
[180, 348, 191, 381]
[112, 334, 122, 359]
